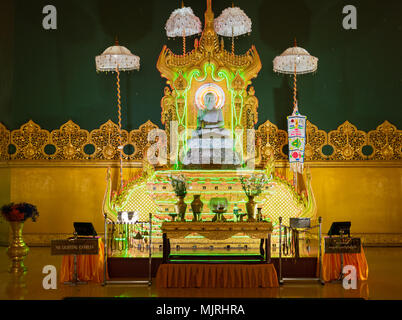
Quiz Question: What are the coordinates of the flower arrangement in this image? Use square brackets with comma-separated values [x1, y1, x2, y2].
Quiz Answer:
[239, 174, 268, 197]
[1, 203, 39, 222]
[168, 174, 187, 197]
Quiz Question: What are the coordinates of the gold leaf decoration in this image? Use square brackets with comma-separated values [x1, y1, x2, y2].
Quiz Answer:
[90, 120, 129, 160]
[328, 121, 367, 160]
[130, 120, 159, 161]
[256, 120, 288, 162]
[368, 121, 402, 160]
[305, 121, 328, 160]
[50, 120, 89, 160]
[10, 120, 50, 160]
[0, 120, 400, 162]
[0, 123, 10, 161]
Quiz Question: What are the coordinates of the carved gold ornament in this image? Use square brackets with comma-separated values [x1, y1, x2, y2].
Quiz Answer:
[0, 119, 400, 162]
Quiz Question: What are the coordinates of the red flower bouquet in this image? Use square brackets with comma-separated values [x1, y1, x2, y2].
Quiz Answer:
[1, 203, 39, 222]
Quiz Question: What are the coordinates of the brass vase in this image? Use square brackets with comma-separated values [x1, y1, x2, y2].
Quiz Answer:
[191, 195, 203, 222]
[246, 196, 256, 222]
[7, 221, 29, 274]
[175, 195, 187, 222]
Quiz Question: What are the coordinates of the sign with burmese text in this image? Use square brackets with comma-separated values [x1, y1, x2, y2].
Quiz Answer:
[51, 239, 99, 255]
[324, 237, 361, 254]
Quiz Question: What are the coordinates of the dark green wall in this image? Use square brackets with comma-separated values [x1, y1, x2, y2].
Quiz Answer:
[1, 0, 402, 132]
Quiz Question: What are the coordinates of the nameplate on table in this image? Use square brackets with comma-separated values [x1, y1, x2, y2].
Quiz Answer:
[51, 238, 99, 255]
[324, 237, 361, 254]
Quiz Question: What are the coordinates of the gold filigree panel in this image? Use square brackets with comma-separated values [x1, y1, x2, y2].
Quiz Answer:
[90, 120, 129, 160]
[0, 123, 10, 161]
[305, 121, 327, 161]
[50, 120, 89, 160]
[368, 121, 402, 160]
[0, 120, 401, 161]
[130, 120, 159, 161]
[10, 121, 50, 160]
[328, 121, 367, 160]
[256, 120, 288, 162]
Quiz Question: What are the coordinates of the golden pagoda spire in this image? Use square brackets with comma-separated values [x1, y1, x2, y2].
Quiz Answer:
[199, 0, 219, 53]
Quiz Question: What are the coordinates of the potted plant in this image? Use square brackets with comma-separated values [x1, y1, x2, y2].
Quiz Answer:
[1, 203, 39, 273]
[239, 174, 268, 221]
[168, 174, 188, 222]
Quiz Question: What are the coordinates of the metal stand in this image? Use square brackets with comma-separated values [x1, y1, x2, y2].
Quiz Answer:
[279, 216, 324, 285]
[103, 213, 153, 286]
[64, 233, 87, 286]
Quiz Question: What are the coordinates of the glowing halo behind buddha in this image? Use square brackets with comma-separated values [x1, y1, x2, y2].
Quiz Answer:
[195, 83, 225, 110]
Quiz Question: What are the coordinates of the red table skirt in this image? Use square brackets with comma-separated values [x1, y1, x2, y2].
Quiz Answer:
[60, 238, 106, 283]
[156, 263, 279, 288]
[322, 246, 368, 282]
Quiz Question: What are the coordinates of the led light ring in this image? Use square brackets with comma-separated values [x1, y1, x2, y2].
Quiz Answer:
[195, 83, 225, 110]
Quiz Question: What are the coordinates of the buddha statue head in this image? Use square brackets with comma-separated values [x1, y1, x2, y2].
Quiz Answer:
[204, 92, 217, 111]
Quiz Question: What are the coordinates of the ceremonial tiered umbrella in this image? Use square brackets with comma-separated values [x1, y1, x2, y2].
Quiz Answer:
[165, 3, 202, 56]
[96, 39, 140, 190]
[214, 5, 252, 55]
[273, 41, 318, 188]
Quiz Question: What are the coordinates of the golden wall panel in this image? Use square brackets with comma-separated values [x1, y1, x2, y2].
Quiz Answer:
[0, 161, 401, 246]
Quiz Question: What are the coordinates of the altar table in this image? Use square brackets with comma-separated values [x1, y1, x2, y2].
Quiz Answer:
[60, 238, 106, 283]
[156, 263, 279, 288]
[161, 221, 273, 263]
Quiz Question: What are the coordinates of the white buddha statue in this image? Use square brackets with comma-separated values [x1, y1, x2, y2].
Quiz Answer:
[182, 92, 241, 167]
[197, 92, 225, 132]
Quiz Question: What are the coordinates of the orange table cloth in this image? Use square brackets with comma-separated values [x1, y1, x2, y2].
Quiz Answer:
[322, 246, 368, 282]
[156, 263, 279, 288]
[60, 238, 106, 283]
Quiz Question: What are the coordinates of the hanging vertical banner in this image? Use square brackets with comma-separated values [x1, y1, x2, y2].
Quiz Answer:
[287, 108, 306, 173]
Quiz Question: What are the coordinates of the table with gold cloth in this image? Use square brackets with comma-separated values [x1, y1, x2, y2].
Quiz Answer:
[161, 221, 273, 263]
[156, 263, 279, 288]
[321, 245, 368, 282]
[60, 238, 106, 283]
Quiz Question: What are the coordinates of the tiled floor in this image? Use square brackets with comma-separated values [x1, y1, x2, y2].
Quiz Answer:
[0, 246, 401, 300]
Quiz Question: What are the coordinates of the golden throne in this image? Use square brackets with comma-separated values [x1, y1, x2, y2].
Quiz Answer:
[157, 0, 262, 167]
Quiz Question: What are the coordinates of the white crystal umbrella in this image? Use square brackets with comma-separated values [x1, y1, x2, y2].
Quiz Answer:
[96, 40, 140, 189]
[165, 6, 202, 55]
[214, 6, 252, 54]
[273, 44, 317, 75]
[96, 40, 140, 72]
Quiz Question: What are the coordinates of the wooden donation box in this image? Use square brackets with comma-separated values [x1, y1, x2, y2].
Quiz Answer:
[161, 221, 273, 263]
